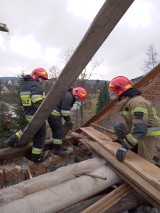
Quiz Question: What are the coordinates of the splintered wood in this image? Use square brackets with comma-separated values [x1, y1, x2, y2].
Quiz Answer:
[78, 127, 160, 209]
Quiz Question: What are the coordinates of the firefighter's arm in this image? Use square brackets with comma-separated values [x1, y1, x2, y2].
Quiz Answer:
[30, 84, 44, 110]
[116, 104, 148, 162]
[127, 104, 148, 145]
[61, 94, 74, 128]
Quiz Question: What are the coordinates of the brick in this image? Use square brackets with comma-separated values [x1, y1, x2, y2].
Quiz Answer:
[153, 90, 160, 95]
[36, 163, 44, 170]
[34, 168, 46, 176]
[50, 157, 63, 165]
[43, 160, 50, 168]
[28, 163, 37, 173]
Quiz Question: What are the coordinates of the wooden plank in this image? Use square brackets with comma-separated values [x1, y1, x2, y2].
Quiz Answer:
[90, 123, 117, 140]
[79, 138, 160, 209]
[81, 127, 160, 191]
[0, 142, 51, 163]
[82, 183, 133, 213]
[83, 63, 160, 126]
[17, 0, 134, 144]
[97, 188, 133, 213]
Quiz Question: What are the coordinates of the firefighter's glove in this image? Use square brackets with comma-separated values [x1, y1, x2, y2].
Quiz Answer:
[116, 144, 129, 162]
[65, 120, 73, 129]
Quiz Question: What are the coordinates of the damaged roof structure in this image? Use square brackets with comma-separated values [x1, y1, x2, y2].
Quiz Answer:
[0, 0, 159, 212]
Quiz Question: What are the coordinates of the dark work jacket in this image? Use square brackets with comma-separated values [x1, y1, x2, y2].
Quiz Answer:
[19, 75, 44, 120]
[51, 89, 76, 121]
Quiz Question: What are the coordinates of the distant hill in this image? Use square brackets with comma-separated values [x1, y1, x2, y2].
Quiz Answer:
[0, 77, 18, 83]
[0, 76, 143, 85]
[0, 77, 108, 85]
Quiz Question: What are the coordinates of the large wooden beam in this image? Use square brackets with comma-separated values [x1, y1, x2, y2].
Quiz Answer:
[0, 137, 75, 162]
[18, 0, 134, 144]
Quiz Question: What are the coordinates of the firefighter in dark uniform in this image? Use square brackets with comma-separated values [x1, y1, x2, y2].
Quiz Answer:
[5, 68, 48, 163]
[108, 76, 160, 167]
[48, 87, 87, 156]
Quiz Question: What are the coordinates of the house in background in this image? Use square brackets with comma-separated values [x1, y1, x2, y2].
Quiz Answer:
[1, 85, 9, 94]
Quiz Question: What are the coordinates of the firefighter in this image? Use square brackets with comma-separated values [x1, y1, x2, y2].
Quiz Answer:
[48, 87, 87, 156]
[108, 76, 160, 166]
[5, 68, 48, 163]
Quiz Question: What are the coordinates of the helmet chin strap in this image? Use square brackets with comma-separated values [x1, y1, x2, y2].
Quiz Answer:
[37, 77, 43, 85]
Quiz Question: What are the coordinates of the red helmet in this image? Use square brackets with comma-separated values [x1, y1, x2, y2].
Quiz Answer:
[109, 76, 133, 96]
[72, 87, 87, 101]
[30, 68, 48, 80]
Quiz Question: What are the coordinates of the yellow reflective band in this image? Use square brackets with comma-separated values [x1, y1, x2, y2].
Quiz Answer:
[120, 111, 130, 116]
[15, 131, 23, 139]
[32, 96, 43, 103]
[32, 150, 42, 154]
[26, 118, 32, 121]
[51, 112, 61, 116]
[146, 131, 160, 136]
[61, 113, 70, 117]
[131, 107, 148, 115]
[20, 94, 31, 106]
[52, 140, 62, 145]
[127, 133, 139, 145]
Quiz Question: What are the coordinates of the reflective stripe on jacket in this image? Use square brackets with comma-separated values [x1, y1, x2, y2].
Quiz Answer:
[20, 75, 44, 117]
[51, 90, 75, 120]
[116, 95, 160, 146]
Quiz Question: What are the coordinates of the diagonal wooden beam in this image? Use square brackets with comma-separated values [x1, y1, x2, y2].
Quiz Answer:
[18, 0, 134, 144]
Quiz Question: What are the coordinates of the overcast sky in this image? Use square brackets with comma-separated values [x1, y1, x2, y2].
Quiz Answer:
[0, 0, 160, 80]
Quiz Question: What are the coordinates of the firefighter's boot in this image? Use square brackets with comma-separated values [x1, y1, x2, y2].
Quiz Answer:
[52, 144, 68, 156]
[5, 133, 19, 147]
[31, 153, 48, 164]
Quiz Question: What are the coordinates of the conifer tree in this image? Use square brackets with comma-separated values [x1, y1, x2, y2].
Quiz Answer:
[96, 82, 110, 113]
[12, 75, 27, 131]
[0, 103, 14, 147]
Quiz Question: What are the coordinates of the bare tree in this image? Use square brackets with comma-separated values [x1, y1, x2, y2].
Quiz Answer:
[143, 44, 159, 74]
[62, 47, 101, 88]
[49, 65, 61, 79]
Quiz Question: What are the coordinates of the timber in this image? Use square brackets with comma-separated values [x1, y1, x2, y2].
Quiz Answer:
[81, 127, 160, 190]
[79, 138, 160, 209]
[17, 0, 134, 144]
[0, 137, 74, 162]
[90, 123, 117, 140]
[82, 183, 133, 213]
